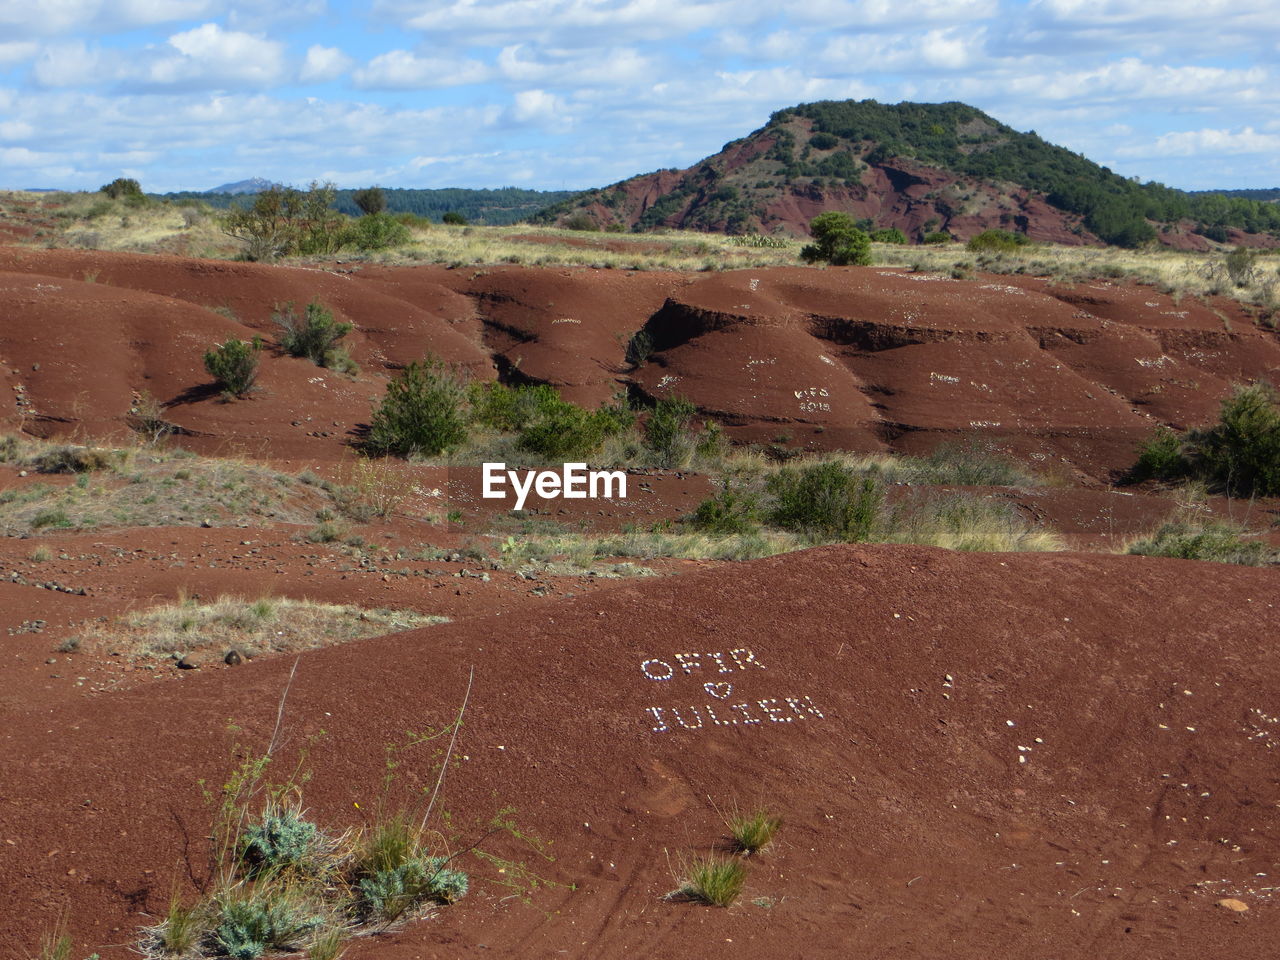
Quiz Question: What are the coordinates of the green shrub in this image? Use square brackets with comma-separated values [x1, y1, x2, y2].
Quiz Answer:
[909, 440, 1032, 486]
[203, 338, 261, 398]
[1225, 245, 1257, 286]
[767, 462, 883, 541]
[353, 186, 387, 216]
[869, 227, 907, 244]
[1132, 427, 1186, 482]
[562, 211, 599, 231]
[922, 230, 952, 244]
[213, 888, 322, 960]
[441, 212, 467, 226]
[274, 301, 353, 368]
[675, 854, 746, 907]
[1187, 383, 1280, 496]
[690, 482, 760, 534]
[1127, 519, 1275, 566]
[345, 212, 410, 251]
[30, 507, 72, 530]
[239, 803, 320, 874]
[809, 132, 839, 150]
[366, 358, 468, 457]
[518, 405, 609, 460]
[100, 177, 142, 199]
[469, 382, 563, 432]
[966, 229, 1030, 253]
[644, 395, 697, 468]
[358, 856, 469, 921]
[799, 211, 872, 266]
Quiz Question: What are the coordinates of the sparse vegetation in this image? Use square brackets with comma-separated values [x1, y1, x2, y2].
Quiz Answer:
[274, 300, 355, 370]
[72, 595, 442, 662]
[1131, 383, 1280, 496]
[1127, 517, 1276, 566]
[366, 357, 469, 457]
[725, 808, 782, 855]
[672, 854, 746, 907]
[204, 337, 262, 399]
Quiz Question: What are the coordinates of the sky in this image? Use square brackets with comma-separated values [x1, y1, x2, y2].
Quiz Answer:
[1, 0, 1278, 194]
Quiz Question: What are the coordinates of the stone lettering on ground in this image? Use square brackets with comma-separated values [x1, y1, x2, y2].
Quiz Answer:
[639, 648, 825, 734]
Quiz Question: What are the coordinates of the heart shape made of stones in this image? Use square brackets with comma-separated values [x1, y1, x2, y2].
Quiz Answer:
[704, 682, 733, 699]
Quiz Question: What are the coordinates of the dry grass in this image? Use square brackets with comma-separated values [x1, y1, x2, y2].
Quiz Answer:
[872, 240, 1280, 314]
[73, 595, 446, 661]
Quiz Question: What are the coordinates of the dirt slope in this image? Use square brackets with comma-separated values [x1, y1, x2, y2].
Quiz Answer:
[2, 544, 1278, 959]
[3, 246, 1277, 481]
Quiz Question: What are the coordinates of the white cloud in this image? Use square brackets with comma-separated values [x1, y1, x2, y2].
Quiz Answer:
[353, 50, 492, 89]
[149, 22, 286, 86]
[0, 0, 221, 38]
[32, 43, 108, 88]
[510, 88, 570, 127]
[299, 44, 353, 82]
[375, 0, 747, 45]
[0, 41, 39, 65]
[495, 44, 654, 87]
[1122, 127, 1280, 158]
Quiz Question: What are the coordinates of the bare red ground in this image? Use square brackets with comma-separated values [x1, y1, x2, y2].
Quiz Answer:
[3, 545, 1279, 959]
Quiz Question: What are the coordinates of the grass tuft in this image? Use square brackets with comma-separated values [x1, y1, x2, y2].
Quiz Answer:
[673, 854, 746, 907]
[725, 809, 782, 855]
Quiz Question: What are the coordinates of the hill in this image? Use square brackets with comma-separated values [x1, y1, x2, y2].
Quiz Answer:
[533, 100, 1280, 248]
[205, 176, 280, 194]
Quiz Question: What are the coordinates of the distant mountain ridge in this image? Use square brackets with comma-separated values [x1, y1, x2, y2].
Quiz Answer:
[533, 99, 1280, 249]
[204, 177, 280, 195]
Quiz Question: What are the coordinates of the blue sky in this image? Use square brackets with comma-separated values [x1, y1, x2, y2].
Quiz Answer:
[1, 0, 1278, 193]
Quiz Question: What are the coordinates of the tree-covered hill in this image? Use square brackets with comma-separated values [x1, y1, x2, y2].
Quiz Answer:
[533, 100, 1280, 248]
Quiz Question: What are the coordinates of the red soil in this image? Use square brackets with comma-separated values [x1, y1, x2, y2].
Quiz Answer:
[3, 545, 1280, 959]
[3, 243, 1280, 960]
[4, 247, 1277, 481]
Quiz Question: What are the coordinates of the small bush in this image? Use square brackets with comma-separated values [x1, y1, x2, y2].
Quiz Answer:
[31, 445, 112, 474]
[441, 212, 467, 226]
[204, 338, 261, 398]
[767, 462, 883, 542]
[353, 813, 468, 922]
[240, 802, 320, 875]
[345, 212, 410, 251]
[562, 211, 599, 231]
[1127, 519, 1275, 566]
[644, 395, 697, 468]
[213, 887, 322, 960]
[625, 329, 654, 367]
[910, 440, 1032, 486]
[799, 211, 872, 266]
[922, 231, 952, 244]
[869, 227, 907, 244]
[517, 404, 612, 460]
[675, 854, 746, 907]
[1226, 246, 1257, 287]
[274, 301, 354, 368]
[353, 186, 386, 216]
[1132, 427, 1186, 483]
[966, 229, 1030, 253]
[31, 507, 73, 530]
[366, 358, 468, 457]
[100, 177, 143, 199]
[690, 482, 760, 534]
[1187, 382, 1280, 497]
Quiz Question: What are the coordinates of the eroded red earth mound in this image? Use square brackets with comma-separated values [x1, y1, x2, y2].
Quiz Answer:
[2, 247, 1278, 481]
